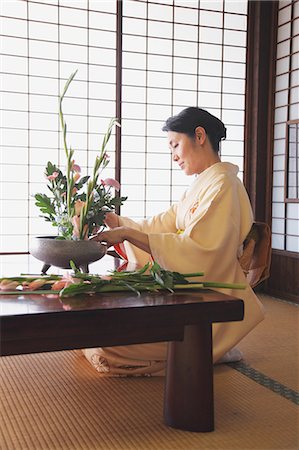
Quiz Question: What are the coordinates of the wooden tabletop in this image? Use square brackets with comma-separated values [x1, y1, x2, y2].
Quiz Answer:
[0, 287, 244, 357]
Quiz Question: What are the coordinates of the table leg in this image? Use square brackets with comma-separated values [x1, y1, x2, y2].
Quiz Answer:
[164, 322, 214, 432]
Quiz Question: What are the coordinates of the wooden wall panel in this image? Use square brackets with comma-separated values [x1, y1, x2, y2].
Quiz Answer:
[244, 0, 278, 224]
[265, 251, 299, 303]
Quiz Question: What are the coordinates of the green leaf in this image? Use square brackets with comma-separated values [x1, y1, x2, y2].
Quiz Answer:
[70, 260, 80, 274]
[76, 175, 90, 191]
[60, 282, 98, 297]
[34, 193, 56, 218]
[149, 262, 173, 292]
[109, 196, 128, 207]
[45, 161, 59, 176]
[60, 70, 78, 102]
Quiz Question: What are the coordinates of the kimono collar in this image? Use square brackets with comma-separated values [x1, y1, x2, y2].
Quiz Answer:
[185, 162, 239, 197]
[195, 162, 239, 181]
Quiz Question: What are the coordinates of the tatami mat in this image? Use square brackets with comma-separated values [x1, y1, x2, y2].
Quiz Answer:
[238, 294, 299, 391]
[0, 294, 298, 450]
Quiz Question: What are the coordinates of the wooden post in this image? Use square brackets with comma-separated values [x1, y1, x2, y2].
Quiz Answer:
[164, 323, 214, 432]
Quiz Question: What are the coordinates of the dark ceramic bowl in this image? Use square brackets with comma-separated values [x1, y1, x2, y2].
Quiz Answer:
[30, 236, 107, 273]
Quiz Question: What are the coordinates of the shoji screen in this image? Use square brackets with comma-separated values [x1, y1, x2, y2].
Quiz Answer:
[120, 0, 248, 220]
[272, 0, 299, 252]
[0, 0, 117, 252]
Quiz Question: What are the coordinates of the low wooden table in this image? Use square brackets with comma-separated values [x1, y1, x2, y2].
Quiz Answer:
[0, 260, 244, 432]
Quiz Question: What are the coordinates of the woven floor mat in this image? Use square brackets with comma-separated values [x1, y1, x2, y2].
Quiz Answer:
[238, 294, 298, 392]
[0, 350, 297, 450]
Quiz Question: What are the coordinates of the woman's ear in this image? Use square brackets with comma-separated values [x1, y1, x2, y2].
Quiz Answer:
[195, 126, 206, 144]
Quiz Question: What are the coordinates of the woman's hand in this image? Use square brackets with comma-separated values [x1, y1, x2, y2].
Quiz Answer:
[91, 227, 127, 248]
[104, 212, 119, 229]
[91, 226, 151, 254]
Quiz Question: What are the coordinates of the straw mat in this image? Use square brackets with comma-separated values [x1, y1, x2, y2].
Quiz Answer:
[238, 294, 298, 391]
[0, 295, 298, 450]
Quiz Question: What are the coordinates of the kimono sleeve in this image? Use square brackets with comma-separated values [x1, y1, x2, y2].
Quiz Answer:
[117, 203, 178, 265]
[119, 203, 177, 233]
[148, 178, 252, 281]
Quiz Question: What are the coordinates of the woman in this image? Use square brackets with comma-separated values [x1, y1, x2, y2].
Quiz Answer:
[83, 107, 264, 376]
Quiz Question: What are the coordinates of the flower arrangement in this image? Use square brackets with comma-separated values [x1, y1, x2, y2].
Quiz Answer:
[34, 71, 127, 240]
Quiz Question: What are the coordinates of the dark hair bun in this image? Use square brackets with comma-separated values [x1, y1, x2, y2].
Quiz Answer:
[162, 107, 226, 152]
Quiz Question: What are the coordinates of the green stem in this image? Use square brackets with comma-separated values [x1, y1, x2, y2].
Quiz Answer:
[180, 272, 204, 277]
[78, 120, 118, 240]
[0, 275, 61, 282]
[59, 281, 245, 298]
[202, 281, 246, 289]
[0, 290, 61, 295]
[59, 71, 77, 226]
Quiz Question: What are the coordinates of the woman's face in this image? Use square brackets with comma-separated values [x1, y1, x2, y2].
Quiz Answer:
[168, 131, 203, 175]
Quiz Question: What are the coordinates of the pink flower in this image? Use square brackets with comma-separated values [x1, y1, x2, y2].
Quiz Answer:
[71, 215, 88, 240]
[71, 160, 81, 173]
[51, 280, 69, 291]
[28, 279, 49, 290]
[52, 273, 81, 291]
[47, 172, 59, 181]
[74, 200, 85, 216]
[101, 178, 120, 191]
[100, 275, 112, 281]
[73, 172, 80, 182]
[71, 215, 81, 238]
[0, 280, 19, 291]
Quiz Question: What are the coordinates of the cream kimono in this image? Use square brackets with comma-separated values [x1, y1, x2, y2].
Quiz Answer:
[83, 162, 265, 376]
